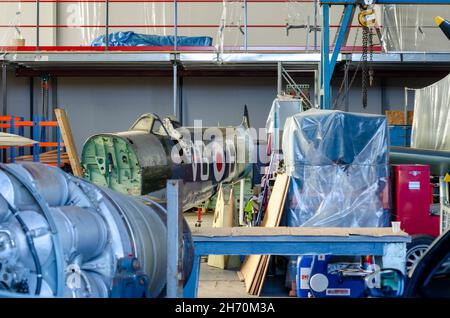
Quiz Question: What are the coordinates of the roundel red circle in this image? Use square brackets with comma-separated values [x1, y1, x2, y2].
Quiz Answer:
[215, 152, 223, 172]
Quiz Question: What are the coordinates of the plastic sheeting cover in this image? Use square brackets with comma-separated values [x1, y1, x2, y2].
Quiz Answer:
[91, 32, 213, 47]
[383, 4, 450, 52]
[0, 2, 23, 50]
[411, 73, 450, 151]
[282, 109, 389, 227]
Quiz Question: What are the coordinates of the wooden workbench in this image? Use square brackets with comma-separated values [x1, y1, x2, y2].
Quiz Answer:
[183, 227, 410, 297]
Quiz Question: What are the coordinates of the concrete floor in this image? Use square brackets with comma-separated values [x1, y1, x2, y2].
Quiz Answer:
[184, 211, 255, 298]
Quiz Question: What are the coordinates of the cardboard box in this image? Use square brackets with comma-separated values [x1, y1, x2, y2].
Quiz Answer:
[385, 110, 414, 125]
[10, 38, 25, 47]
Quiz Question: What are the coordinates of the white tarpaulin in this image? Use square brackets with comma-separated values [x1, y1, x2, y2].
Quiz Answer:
[0, 132, 36, 146]
[411, 74, 450, 151]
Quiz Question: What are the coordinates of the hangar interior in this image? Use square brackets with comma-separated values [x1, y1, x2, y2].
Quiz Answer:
[0, 0, 449, 299]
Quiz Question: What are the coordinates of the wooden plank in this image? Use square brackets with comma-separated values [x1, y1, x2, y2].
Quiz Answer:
[237, 270, 245, 282]
[255, 255, 270, 296]
[385, 110, 414, 125]
[255, 174, 290, 296]
[250, 254, 266, 294]
[207, 186, 226, 269]
[240, 174, 290, 290]
[225, 188, 242, 269]
[54, 108, 83, 176]
[240, 173, 290, 295]
[208, 186, 241, 269]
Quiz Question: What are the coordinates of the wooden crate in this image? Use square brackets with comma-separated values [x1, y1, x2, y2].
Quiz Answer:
[385, 110, 414, 125]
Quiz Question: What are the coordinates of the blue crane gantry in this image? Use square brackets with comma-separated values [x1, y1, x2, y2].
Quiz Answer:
[319, 0, 450, 109]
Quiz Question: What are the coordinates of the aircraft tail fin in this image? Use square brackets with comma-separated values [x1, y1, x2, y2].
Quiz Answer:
[241, 105, 250, 129]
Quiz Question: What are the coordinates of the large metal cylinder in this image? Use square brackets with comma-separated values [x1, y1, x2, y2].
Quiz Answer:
[390, 146, 450, 176]
[0, 162, 193, 298]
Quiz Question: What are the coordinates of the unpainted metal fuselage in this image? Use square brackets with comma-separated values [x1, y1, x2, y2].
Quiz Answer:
[81, 112, 254, 209]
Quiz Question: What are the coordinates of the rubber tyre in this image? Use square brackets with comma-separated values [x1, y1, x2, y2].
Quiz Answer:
[406, 235, 436, 273]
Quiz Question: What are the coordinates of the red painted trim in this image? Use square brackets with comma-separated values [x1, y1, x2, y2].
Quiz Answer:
[0, 0, 315, 3]
[0, 45, 382, 52]
[0, 45, 216, 51]
[0, 24, 375, 28]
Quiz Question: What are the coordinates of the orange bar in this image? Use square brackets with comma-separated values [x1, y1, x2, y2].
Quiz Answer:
[0, 116, 22, 121]
[39, 142, 59, 147]
[0, 122, 34, 128]
[39, 122, 58, 127]
[15, 121, 34, 127]
[0, 144, 35, 149]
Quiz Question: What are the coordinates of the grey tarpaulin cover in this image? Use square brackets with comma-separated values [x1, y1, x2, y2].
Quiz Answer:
[411, 73, 450, 151]
[282, 109, 389, 227]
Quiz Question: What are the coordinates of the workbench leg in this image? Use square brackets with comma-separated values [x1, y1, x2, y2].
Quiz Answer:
[382, 243, 407, 274]
[167, 180, 184, 298]
[184, 254, 201, 298]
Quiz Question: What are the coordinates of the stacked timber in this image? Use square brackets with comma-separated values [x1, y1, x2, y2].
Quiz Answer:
[12, 149, 70, 167]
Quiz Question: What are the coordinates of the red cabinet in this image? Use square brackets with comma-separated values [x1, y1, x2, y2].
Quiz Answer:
[393, 164, 439, 237]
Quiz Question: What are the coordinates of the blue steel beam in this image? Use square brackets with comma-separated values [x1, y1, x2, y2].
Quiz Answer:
[322, 4, 331, 109]
[322, 4, 353, 109]
[319, 0, 450, 109]
[330, 5, 354, 76]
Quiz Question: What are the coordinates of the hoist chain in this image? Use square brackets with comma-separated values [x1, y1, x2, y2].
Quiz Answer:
[362, 26, 374, 109]
[362, 26, 368, 108]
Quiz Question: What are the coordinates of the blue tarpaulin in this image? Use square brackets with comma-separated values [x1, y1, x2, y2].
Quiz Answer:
[91, 32, 213, 47]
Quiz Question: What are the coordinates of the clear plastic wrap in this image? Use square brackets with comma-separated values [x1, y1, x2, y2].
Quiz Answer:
[76, 3, 103, 46]
[286, 0, 315, 50]
[216, 0, 244, 55]
[0, 1, 24, 50]
[282, 109, 389, 227]
[411, 74, 450, 151]
[215, 0, 317, 56]
[383, 4, 450, 52]
[12, 2, 450, 52]
[0, 1, 334, 51]
[65, 2, 174, 46]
